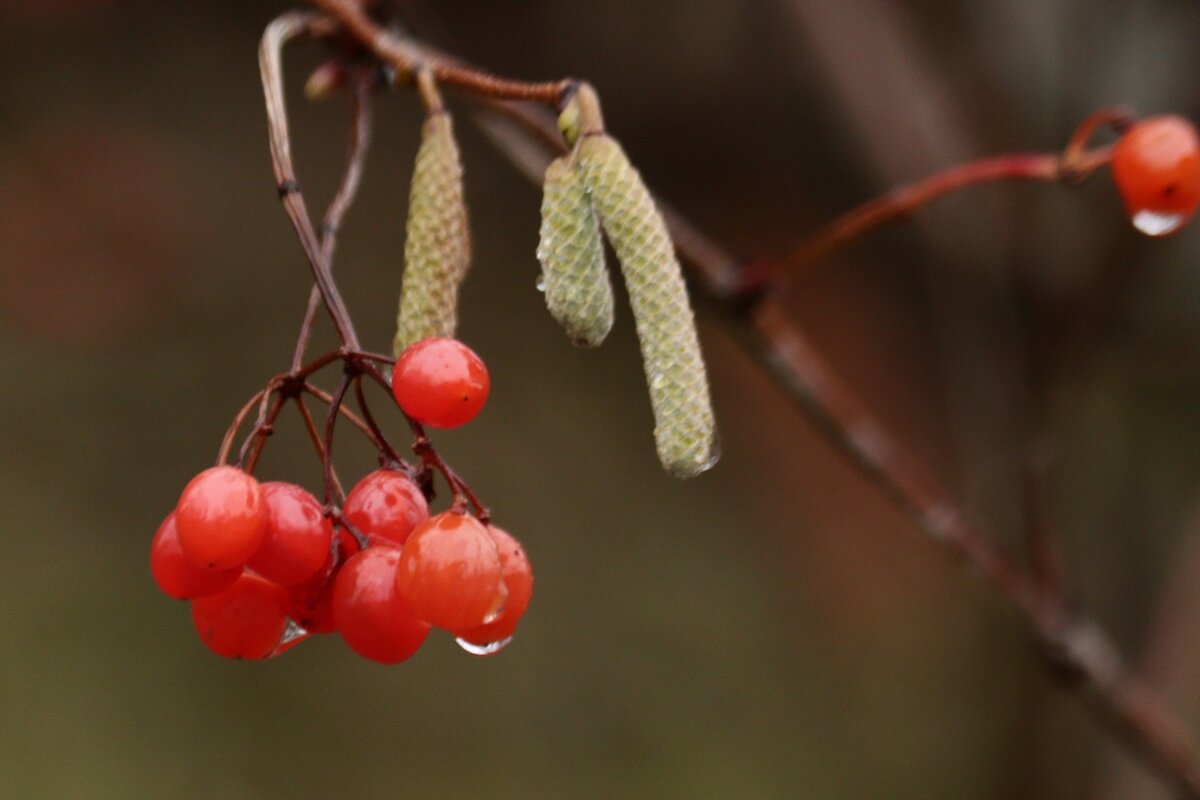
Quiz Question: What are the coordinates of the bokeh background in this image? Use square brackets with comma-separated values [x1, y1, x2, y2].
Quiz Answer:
[4, 1, 1200, 797]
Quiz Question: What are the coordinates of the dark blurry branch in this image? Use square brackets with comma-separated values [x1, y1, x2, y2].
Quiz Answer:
[1095, 512, 1200, 800]
[297, 6, 1200, 796]
[471, 73, 1200, 800]
[1023, 444, 1068, 602]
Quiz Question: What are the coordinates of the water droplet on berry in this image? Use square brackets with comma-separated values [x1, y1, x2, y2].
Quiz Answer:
[1131, 209, 1186, 236]
[455, 636, 513, 656]
[535, 275, 547, 292]
[280, 618, 308, 644]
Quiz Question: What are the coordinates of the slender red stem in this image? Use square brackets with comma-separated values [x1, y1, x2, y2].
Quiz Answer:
[755, 148, 1112, 290]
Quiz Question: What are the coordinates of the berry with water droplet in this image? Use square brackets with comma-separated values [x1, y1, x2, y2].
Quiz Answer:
[396, 511, 507, 635]
[391, 337, 490, 429]
[150, 512, 241, 600]
[175, 466, 268, 570]
[332, 546, 431, 663]
[457, 525, 533, 651]
[190, 573, 290, 659]
[248, 482, 333, 586]
[1111, 115, 1200, 236]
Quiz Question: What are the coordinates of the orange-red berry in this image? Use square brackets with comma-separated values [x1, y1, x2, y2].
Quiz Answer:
[396, 511, 507, 635]
[175, 466, 268, 570]
[190, 573, 290, 659]
[149, 512, 241, 600]
[332, 546, 430, 664]
[342, 469, 429, 550]
[248, 482, 333, 586]
[392, 337, 490, 429]
[1111, 115, 1200, 236]
[457, 526, 533, 650]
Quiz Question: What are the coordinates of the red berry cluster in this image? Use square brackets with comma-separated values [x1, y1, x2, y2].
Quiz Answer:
[150, 338, 533, 663]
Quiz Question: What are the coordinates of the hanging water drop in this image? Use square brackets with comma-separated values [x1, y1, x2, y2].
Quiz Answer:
[269, 618, 310, 657]
[1131, 209, 1186, 236]
[455, 636, 513, 656]
[535, 275, 547, 292]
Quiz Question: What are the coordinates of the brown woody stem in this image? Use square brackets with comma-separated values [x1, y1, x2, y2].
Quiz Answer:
[465, 94, 1200, 796]
[310, 0, 571, 104]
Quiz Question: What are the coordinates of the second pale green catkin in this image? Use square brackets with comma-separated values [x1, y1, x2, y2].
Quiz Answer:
[537, 155, 613, 347]
[577, 133, 719, 478]
[394, 111, 471, 355]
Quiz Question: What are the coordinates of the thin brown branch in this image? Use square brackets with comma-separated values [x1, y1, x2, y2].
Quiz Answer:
[292, 9, 1199, 793]
[301, 382, 380, 448]
[217, 388, 269, 466]
[310, 0, 571, 104]
[293, 395, 345, 499]
[240, 392, 288, 471]
[352, 375, 405, 468]
[320, 368, 355, 505]
[1023, 443, 1068, 602]
[292, 67, 377, 371]
[456, 76, 1200, 795]
[260, 12, 360, 350]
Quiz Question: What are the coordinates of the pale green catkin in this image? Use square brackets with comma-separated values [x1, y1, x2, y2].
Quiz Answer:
[394, 111, 471, 355]
[577, 134, 719, 478]
[537, 155, 613, 347]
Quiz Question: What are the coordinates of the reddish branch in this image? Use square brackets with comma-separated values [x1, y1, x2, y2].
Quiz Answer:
[310, 0, 572, 104]
[272, 5, 1200, 796]
[751, 149, 1112, 291]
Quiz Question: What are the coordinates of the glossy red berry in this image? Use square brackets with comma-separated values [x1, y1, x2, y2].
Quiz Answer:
[190, 573, 290, 659]
[286, 557, 338, 634]
[342, 469, 428, 549]
[391, 337, 490, 429]
[458, 526, 534, 649]
[247, 482, 333, 586]
[1111, 115, 1200, 236]
[175, 465, 268, 570]
[332, 546, 431, 664]
[396, 511, 507, 635]
[149, 512, 241, 600]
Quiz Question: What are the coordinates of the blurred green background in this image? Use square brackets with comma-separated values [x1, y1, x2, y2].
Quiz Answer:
[4, 1, 1200, 797]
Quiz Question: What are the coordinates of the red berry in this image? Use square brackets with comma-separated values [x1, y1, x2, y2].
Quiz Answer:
[247, 482, 334, 586]
[458, 526, 533, 649]
[1111, 115, 1200, 236]
[286, 558, 338, 634]
[342, 469, 428, 549]
[149, 512, 240, 600]
[190, 573, 290, 659]
[391, 337, 490, 429]
[175, 465, 268, 570]
[396, 511, 507, 635]
[332, 546, 430, 664]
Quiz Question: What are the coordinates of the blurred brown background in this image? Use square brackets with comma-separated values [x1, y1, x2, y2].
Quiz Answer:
[3, 1, 1200, 797]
